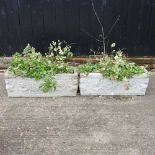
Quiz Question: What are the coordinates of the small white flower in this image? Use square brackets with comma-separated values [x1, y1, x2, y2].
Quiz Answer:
[114, 55, 119, 60]
[111, 43, 116, 48]
[59, 50, 64, 55]
[50, 52, 54, 57]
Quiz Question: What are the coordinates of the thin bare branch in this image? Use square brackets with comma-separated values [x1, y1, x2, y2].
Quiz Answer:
[91, 0, 103, 29]
[105, 16, 120, 39]
[82, 0, 120, 54]
[82, 28, 103, 43]
[91, 0, 106, 53]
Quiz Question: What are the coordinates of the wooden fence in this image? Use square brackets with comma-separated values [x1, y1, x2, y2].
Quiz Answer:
[0, 0, 155, 56]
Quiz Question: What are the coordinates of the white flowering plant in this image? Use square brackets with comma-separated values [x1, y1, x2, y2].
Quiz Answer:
[78, 43, 145, 81]
[8, 42, 73, 93]
[47, 40, 73, 62]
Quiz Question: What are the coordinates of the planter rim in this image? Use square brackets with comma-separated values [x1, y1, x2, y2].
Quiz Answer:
[80, 72, 149, 79]
[4, 71, 78, 79]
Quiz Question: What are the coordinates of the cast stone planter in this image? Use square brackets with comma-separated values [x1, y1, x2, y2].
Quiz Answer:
[80, 73, 149, 96]
[5, 72, 78, 97]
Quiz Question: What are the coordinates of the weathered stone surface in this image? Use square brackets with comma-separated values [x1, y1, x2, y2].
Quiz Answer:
[80, 73, 149, 96]
[5, 73, 78, 97]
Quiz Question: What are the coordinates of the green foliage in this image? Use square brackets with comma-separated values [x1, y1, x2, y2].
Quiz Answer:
[8, 41, 73, 92]
[8, 41, 146, 94]
[99, 51, 145, 80]
[78, 51, 145, 81]
[39, 77, 57, 93]
[77, 62, 100, 74]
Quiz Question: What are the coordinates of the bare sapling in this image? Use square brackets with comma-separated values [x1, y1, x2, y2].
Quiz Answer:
[82, 0, 120, 54]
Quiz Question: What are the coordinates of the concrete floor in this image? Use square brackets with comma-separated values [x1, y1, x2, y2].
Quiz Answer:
[0, 73, 155, 155]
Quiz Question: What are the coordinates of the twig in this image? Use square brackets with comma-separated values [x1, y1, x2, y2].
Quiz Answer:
[91, 0, 106, 53]
[82, 0, 120, 54]
[82, 28, 103, 43]
[105, 16, 120, 39]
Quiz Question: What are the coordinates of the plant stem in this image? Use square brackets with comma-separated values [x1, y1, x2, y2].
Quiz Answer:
[105, 16, 120, 39]
[91, 0, 106, 54]
[82, 28, 103, 43]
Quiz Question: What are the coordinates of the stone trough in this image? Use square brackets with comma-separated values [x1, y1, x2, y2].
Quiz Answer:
[79, 73, 149, 96]
[5, 72, 78, 97]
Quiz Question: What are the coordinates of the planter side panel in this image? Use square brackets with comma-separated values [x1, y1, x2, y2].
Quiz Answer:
[80, 73, 149, 96]
[5, 74, 78, 97]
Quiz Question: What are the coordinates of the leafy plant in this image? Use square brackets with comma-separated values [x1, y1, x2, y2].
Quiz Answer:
[99, 51, 145, 81]
[78, 47, 145, 81]
[8, 41, 73, 93]
[47, 40, 73, 62]
[78, 62, 100, 75]
[39, 76, 57, 93]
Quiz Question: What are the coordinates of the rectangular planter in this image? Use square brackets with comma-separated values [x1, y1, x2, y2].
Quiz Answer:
[80, 73, 149, 96]
[5, 72, 78, 97]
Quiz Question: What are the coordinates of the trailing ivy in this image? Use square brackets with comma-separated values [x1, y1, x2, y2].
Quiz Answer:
[8, 41, 73, 93]
[78, 62, 100, 75]
[78, 51, 145, 81]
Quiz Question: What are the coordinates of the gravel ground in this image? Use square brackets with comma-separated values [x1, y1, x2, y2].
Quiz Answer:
[0, 73, 155, 155]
